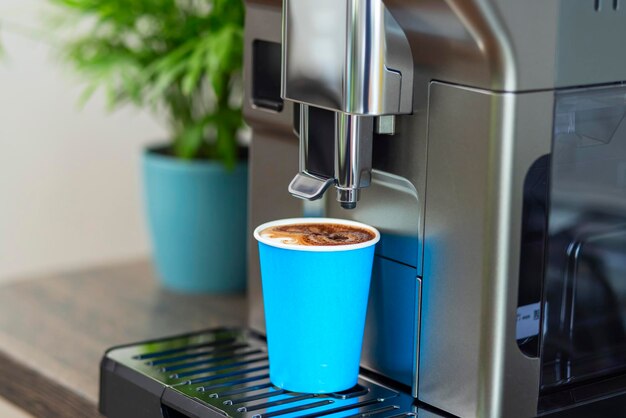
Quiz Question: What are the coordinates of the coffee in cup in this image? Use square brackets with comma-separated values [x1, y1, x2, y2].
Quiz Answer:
[259, 222, 376, 246]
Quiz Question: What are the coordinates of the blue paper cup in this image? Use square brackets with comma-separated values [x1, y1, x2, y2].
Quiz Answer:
[254, 218, 380, 393]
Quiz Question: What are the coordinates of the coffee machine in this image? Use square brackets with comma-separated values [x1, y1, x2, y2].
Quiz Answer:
[245, 0, 626, 416]
[99, 1, 626, 417]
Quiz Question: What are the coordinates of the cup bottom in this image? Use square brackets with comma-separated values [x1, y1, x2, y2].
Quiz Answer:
[270, 374, 358, 394]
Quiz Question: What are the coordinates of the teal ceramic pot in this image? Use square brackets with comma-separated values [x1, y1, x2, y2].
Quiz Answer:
[143, 147, 248, 293]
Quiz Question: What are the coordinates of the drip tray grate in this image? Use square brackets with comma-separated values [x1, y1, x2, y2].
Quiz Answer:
[100, 328, 416, 418]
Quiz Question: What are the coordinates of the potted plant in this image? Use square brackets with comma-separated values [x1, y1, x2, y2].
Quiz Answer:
[53, 0, 247, 293]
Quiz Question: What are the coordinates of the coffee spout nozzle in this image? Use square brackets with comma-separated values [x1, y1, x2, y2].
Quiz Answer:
[333, 114, 373, 210]
[337, 188, 360, 210]
[288, 173, 334, 201]
[289, 106, 373, 210]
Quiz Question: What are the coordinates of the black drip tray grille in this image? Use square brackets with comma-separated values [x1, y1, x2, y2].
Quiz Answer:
[102, 328, 416, 418]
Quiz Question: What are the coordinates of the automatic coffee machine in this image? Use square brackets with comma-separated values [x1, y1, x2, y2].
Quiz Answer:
[99, 1, 626, 417]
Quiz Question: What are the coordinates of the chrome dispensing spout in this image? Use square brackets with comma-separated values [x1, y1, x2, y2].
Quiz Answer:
[282, 0, 413, 209]
[287, 106, 374, 210]
[334, 114, 374, 209]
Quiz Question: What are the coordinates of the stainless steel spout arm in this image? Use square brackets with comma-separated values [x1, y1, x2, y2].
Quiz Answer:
[282, 0, 414, 208]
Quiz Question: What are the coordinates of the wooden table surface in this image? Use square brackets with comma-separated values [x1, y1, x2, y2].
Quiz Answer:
[0, 259, 248, 418]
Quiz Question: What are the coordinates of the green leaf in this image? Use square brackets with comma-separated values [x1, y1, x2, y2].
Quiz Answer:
[51, 0, 246, 162]
[174, 123, 204, 159]
[77, 82, 100, 107]
[181, 38, 209, 96]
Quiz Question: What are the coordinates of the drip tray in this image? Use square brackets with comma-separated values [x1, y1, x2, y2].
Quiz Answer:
[99, 328, 416, 418]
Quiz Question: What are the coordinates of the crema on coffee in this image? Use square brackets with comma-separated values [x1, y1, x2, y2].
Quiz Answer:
[260, 223, 376, 246]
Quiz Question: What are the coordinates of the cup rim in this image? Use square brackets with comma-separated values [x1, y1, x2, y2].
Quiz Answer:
[253, 217, 380, 252]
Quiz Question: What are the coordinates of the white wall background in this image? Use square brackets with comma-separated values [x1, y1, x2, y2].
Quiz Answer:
[0, 1, 167, 283]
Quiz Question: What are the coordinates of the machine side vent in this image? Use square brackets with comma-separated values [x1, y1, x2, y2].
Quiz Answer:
[133, 337, 238, 360]
[594, 0, 621, 10]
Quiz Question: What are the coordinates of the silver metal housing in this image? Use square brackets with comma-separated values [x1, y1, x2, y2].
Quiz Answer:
[281, 0, 414, 115]
[244, 1, 626, 417]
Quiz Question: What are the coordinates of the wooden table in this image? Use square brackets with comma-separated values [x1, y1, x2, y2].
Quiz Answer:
[0, 260, 248, 418]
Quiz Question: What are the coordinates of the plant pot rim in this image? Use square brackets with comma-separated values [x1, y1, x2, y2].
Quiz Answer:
[144, 144, 248, 171]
